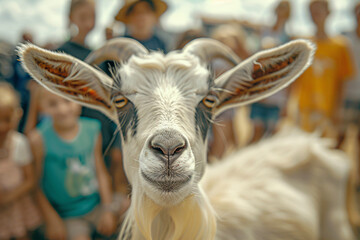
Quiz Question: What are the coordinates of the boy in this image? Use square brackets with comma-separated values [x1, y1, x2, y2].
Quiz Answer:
[29, 89, 117, 240]
[293, 0, 354, 136]
[115, 0, 168, 52]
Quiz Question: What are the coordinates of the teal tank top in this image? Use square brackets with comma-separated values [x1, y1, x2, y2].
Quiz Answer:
[38, 117, 101, 218]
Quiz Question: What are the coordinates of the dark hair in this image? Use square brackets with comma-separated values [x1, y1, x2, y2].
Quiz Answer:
[275, 0, 290, 12]
[309, 0, 328, 10]
[126, 0, 156, 16]
[175, 29, 206, 50]
[355, 2, 360, 15]
[69, 0, 95, 16]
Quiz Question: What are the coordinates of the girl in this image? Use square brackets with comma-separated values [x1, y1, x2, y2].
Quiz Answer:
[0, 82, 42, 240]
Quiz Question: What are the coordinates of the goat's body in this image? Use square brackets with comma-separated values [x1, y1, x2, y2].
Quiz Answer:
[202, 130, 354, 240]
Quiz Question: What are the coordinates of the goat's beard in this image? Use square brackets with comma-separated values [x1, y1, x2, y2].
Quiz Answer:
[119, 183, 217, 240]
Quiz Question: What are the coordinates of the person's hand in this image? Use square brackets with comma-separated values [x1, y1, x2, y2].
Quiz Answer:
[0, 191, 13, 207]
[0, 192, 5, 208]
[119, 197, 130, 216]
[97, 211, 117, 236]
[45, 216, 67, 240]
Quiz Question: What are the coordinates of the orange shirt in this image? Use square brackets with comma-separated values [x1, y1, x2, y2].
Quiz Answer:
[295, 36, 354, 118]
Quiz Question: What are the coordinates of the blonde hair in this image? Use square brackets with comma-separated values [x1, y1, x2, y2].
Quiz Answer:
[0, 82, 20, 109]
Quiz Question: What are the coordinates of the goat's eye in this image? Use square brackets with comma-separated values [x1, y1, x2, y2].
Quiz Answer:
[202, 95, 218, 108]
[113, 95, 128, 108]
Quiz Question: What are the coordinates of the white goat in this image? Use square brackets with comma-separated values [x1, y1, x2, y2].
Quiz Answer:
[19, 38, 355, 240]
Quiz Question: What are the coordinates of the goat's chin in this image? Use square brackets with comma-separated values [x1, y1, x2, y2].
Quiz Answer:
[141, 179, 194, 207]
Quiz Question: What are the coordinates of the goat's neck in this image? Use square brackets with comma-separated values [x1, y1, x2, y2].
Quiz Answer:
[120, 186, 217, 240]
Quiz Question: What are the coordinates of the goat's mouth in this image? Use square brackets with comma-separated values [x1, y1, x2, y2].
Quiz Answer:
[141, 170, 192, 192]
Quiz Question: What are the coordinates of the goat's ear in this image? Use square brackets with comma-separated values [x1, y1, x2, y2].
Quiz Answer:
[212, 40, 315, 116]
[19, 44, 118, 123]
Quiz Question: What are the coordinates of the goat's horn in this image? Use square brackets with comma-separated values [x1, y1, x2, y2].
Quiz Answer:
[85, 38, 148, 65]
[182, 38, 241, 66]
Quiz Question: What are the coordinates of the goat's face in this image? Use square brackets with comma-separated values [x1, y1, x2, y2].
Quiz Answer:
[116, 53, 214, 205]
[20, 38, 314, 206]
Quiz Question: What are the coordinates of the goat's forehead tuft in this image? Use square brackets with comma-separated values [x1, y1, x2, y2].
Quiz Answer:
[125, 51, 205, 71]
[117, 51, 211, 95]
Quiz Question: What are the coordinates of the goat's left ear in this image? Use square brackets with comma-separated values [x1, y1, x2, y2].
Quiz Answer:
[19, 44, 118, 123]
[212, 40, 315, 116]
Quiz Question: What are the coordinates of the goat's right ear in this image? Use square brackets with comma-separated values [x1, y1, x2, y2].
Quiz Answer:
[19, 44, 118, 123]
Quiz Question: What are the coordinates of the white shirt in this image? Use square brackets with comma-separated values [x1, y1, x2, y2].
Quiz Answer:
[12, 132, 32, 166]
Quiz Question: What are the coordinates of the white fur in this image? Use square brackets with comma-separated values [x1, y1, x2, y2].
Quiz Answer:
[202, 129, 354, 240]
[18, 39, 354, 240]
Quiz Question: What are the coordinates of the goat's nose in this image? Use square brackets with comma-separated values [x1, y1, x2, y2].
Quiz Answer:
[149, 130, 187, 165]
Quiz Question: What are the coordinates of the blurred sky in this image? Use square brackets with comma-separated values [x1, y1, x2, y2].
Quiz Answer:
[0, 0, 357, 48]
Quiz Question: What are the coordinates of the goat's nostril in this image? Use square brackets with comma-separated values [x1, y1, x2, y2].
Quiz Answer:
[150, 142, 186, 157]
[171, 143, 186, 155]
[149, 132, 187, 163]
[151, 144, 168, 156]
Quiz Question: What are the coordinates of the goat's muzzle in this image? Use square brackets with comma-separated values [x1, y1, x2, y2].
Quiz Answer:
[149, 130, 187, 174]
[141, 129, 194, 194]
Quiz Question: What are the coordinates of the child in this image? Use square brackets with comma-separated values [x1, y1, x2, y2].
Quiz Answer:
[114, 0, 168, 52]
[250, 0, 292, 142]
[208, 24, 249, 159]
[57, 0, 95, 60]
[25, 0, 96, 133]
[0, 82, 42, 240]
[100, 0, 169, 79]
[29, 89, 117, 240]
[292, 0, 354, 137]
[25, 0, 129, 199]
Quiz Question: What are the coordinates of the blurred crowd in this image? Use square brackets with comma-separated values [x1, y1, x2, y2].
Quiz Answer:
[0, 0, 360, 239]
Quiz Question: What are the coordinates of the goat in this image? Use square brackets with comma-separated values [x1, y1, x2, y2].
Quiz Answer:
[19, 38, 355, 240]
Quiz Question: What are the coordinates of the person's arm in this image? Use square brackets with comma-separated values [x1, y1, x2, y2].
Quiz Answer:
[95, 133, 117, 236]
[0, 163, 35, 205]
[29, 130, 66, 240]
[36, 189, 67, 240]
[111, 147, 129, 194]
[24, 81, 41, 135]
[0, 132, 36, 206]
[95, 133, 112, 206]
[110, 147, 131, 218]
[109, 130, 129, 195]
[332, 41, 356, 125]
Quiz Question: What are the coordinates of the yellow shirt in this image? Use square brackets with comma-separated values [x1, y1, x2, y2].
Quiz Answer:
[295, 36, 354, 119]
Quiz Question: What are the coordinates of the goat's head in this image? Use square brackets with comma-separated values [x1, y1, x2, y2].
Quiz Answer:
[19, 38, 314, 207]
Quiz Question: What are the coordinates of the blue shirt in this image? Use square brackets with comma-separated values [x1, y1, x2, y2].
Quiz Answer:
[38, 117, 101, 218]
[124, 34, 167, 53]
[57, 41, 92, 61]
